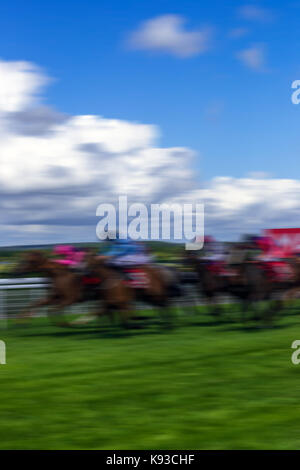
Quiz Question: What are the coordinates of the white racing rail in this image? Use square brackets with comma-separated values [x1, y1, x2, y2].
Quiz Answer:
[0, 276, 230, 329]
[0, 278, 49, 327]
[0, 277, 94, 327]
[0, 277, 49, 289]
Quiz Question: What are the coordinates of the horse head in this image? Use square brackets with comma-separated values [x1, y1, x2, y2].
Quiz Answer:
[14, 250, 48, 275]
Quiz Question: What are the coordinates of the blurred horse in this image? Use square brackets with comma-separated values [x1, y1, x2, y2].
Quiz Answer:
[281, 257, 300, 302]
[14, 250, 133, 327]
[183, 252, 280, 322]
[86, 253, 181, 326]
[184, 250, 300, 323]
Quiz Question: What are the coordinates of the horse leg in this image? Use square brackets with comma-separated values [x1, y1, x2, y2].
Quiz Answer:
[189, 283, 201, 315]
[142, 291, 172, 329]
[282, 287, 300, 309]
[214, 301, 223, 318]
[48, 296, 79, 327]
[94, 300, 135, 329]
[17, 296, 55, 322]
[272, 298, 284, 317]
[206, 293, 220, 318]
[262, 296, 283, 326]
[240, 295, 252, 323]
[92, 302, 116, 326]
[118, 303, 137, 329]
[159, 295, 177, 328]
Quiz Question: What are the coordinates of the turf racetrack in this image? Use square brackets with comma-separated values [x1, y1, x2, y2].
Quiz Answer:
[0, 305, 299, 449]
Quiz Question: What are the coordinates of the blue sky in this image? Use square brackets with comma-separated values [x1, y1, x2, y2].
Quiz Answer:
[1, 0, 299, 180]
[1, 1, 300, 245]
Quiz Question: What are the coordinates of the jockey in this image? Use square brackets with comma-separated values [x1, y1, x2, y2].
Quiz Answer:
[98, 235, 154, 288]
[72, 247, 86, 268]
[254, 236, 282, 263]
[202, 236, 226, 263]
[226, 235, 258, 267]
[201, 236, 227, 276]
[242, 235, 261, 262]
[99, 236, 153, 268]
[53, 245, 85, 269]
[227, 242, 246, 266]
[251, 235, 290, 282]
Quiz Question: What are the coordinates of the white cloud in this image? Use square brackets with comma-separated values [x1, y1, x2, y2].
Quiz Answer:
[236, 44, 266, 70]
[127, 15, 212, 58]
[247, 171, 271, 179]
[0, 58, 299, 245]
[0, 59, 197, 244]
[238, 5, 274, 23]
[171, 177, 300, 240]
[0, 60, 48, 113]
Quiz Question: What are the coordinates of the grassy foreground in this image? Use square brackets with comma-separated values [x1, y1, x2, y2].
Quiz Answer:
[0, 306, 300, 450]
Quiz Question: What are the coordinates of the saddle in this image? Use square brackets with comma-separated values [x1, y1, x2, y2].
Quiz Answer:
[78, 273, 102, 301]
[81, 265, 150, 290]
[258, 261, 293, 282]
[206, 261, 228, 276]
[81, 272, 102, 286]
[222, 267, 241, 277]
[123, 268, 150, 289]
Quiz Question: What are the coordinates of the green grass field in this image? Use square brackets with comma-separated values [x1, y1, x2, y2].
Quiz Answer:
[1, 305, 300, 450]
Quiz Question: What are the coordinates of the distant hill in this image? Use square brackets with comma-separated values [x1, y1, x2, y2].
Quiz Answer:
[0, 240, 184, 263]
